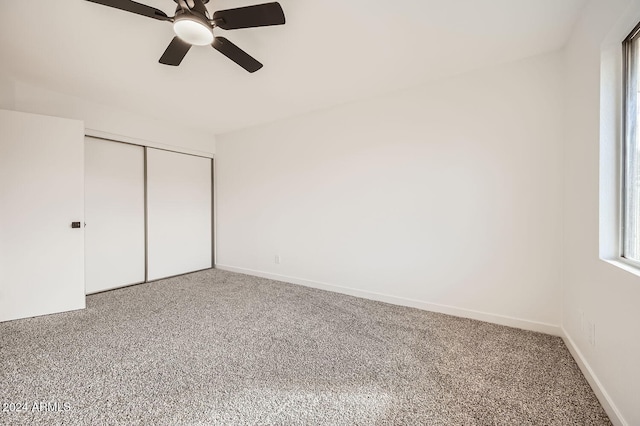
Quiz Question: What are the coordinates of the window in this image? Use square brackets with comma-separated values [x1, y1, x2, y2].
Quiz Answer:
[622, 23, 640, 263]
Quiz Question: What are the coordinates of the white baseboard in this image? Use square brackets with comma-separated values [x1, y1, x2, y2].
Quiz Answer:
[561, 329, 627, 426]
[215, 264, 561, 336]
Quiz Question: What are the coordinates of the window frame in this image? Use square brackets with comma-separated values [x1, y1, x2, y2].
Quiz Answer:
[620, 21, 640, 267]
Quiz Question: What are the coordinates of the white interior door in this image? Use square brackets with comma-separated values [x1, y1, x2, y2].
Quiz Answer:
[85, 137, 145, 294]
[0, 109, 85, 322]
[147, 148, 212, 280]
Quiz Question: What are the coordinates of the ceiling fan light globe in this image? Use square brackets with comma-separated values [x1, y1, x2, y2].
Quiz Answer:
[173, 18, 213, 46]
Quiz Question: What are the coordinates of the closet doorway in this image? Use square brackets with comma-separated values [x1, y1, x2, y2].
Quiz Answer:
[84, 137, 213, 294]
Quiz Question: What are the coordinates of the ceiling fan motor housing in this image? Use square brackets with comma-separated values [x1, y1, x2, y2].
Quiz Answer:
[175, 0, 210, 20]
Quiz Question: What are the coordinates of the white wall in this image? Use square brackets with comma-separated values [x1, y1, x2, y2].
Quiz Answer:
[563, 1, 640, 424]
[0, 72, 14, 110]
[216, 51, 565, 333]
[1, 77, 215, 154]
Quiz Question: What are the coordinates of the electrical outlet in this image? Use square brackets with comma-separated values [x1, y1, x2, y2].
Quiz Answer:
[275, 255, 281, 264]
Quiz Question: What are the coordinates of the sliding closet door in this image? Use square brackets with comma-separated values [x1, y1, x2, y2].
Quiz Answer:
[85, 137, 145, 293]
[147, 148, 212, 280]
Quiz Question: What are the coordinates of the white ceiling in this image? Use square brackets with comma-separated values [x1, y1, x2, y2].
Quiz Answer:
[0, 0, 586, 135]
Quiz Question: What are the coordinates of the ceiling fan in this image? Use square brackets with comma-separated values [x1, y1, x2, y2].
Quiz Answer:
[86, 0, 285, 72]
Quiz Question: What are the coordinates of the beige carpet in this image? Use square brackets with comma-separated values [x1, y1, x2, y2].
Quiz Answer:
[0, 268, 610, 425]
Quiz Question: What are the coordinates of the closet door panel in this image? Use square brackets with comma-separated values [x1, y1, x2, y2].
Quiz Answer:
[84, 137, 145, 294]
[147, 148, 212, 280]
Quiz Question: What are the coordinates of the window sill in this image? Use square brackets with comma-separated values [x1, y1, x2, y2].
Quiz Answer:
[601, 257, 640, 278]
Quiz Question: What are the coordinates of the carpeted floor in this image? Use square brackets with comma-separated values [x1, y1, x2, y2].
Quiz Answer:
[0, 268, 610, 425]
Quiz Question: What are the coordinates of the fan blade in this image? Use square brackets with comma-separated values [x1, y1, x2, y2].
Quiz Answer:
[212, 2, 285, 30]
[85, 0, 171, 21]
[159, 37, 192, 66]
[212, 37, 263, 73]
